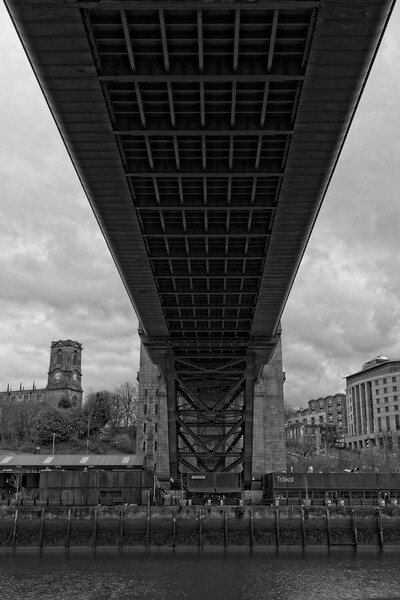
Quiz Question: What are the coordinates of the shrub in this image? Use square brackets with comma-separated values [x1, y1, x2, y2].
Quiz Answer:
[34, 407, 77, 444]
[111, 433, 135, 453]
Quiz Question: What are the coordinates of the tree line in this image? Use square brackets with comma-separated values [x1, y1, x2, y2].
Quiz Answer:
[0, 382, 138, 453]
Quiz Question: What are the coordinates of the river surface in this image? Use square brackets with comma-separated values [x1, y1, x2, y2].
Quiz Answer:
[0, 549, 399, 600]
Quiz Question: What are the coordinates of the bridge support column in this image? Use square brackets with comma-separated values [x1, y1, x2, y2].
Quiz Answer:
[166, 351, 179, 485]
[252, 338, 286, 477]
[243, 352, 255, 489]
[136, 343, 169, 476]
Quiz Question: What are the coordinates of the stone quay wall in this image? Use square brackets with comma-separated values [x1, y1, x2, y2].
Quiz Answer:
[1, 505, 400, 550]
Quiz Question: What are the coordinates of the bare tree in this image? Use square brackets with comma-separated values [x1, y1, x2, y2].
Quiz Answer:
[113, 382, 138, 441]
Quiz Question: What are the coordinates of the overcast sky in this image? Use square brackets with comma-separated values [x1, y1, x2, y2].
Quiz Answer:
[1, 4, 399, 406]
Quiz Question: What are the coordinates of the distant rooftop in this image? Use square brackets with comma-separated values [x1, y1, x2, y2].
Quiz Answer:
[0, 454, 144, 470]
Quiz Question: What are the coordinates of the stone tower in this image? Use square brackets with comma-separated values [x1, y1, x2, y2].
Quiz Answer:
[46, 340, 83, 408]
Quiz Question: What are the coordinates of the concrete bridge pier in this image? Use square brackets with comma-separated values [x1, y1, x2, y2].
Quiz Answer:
[136, 338, 286, 490]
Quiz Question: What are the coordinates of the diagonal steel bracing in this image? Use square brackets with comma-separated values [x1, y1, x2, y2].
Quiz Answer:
[165, 353, 254, 475]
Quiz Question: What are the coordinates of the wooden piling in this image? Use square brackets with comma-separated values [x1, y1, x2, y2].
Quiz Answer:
[300, 507, 306, 550]
[224, 510, 228, 549]
[146, 506, 150, 549]
[377, 508, 384, 551]
[351, 510, 358, 550]
[172, 508, 176, 550]
[12, 509, 18, 549]
[250, 508, 254, 549]
[275, 507, 280, 549]
[92, 507, 98, 551]
[197, 509, 203, 548]
[118, 509, 124, 551]
[38, 508, 45, 549]
[326, 507, 331, 550]
[65, 508, 71, 550]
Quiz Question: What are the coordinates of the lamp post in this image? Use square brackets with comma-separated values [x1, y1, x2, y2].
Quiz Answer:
[52, 433, 56, 455]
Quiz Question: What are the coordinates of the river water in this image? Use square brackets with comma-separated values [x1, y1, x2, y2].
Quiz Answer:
[0, 549, 399, 600]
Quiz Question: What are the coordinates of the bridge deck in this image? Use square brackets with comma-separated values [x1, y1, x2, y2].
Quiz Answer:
[5, 0, 396, 478]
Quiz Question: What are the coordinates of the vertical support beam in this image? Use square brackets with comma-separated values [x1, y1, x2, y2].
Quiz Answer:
[12, 509, 18, 549]
[172, 507, 177, 550]
[243, 351, 255, 488]
[66, 508, 72, 551]
[250, 508, 254, 550]
[119, 509, 124, 551]
[198, 509, 202, 549]
[351, 509, 358, 550]
[38, 507, 45, 550]
[224, 509, 228, 549]
[146, 506, 150, 549]
[300, 507, 306, 550]
[92, 507, 98, 552]
[166, 351, 179, 484]
[275, 507, 280, 550]
[326, 507, 331, 550]
[377, 508, 384, 551]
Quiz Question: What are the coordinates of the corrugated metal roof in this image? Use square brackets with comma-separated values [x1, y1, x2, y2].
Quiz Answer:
[0, 454, 145, 469]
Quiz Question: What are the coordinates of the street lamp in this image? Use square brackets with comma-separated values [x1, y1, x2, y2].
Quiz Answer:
[52, 433, 56, 455]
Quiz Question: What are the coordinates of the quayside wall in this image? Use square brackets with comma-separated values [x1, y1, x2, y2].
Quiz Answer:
[1, 506, 400, 550]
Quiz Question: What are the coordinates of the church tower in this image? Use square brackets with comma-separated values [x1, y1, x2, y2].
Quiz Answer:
[46, 340, 83, 408]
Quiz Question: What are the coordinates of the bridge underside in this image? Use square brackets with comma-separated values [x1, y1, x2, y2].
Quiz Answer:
[6, 0, 395, 485]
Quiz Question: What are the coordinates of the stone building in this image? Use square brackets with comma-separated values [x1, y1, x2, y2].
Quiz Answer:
[287, 393, 347, 436]
[0, 340, 83, 408]
[345, 356, 400, 450]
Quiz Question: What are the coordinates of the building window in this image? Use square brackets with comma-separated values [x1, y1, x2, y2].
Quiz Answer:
[156, 389, 159, 396]
[376, 389, 379, 395]
[73, 351, 78, 366]
[383, 378, 387, 384]
[385, 397, 388, 403]
[56, 349, 62, 364]
[394, 396, 398, 401]
[155, 442, 157, 452]
[394, 386, 397, 392]
[143, 423, 146, 433]
[396, 415, 400, 430]
[319, 401, 324, 409]
[142, 441, 146, 451]
[376, 398, 380, 404]
[144, 405, 147, 415]
[385, 406, 389, 412]
[375, 380, 379, 385]
[377, 408, 381, 413]
[145, 389, 148, 396]
[155, 423, 158, 433]
[393, 377, 397, 383]
[383, 388, 388, 393]
[395, 405, 399, 411]
[386, 416, 391, 430]
[378, 417, 382, 431]
[155, 405, 158, 415]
